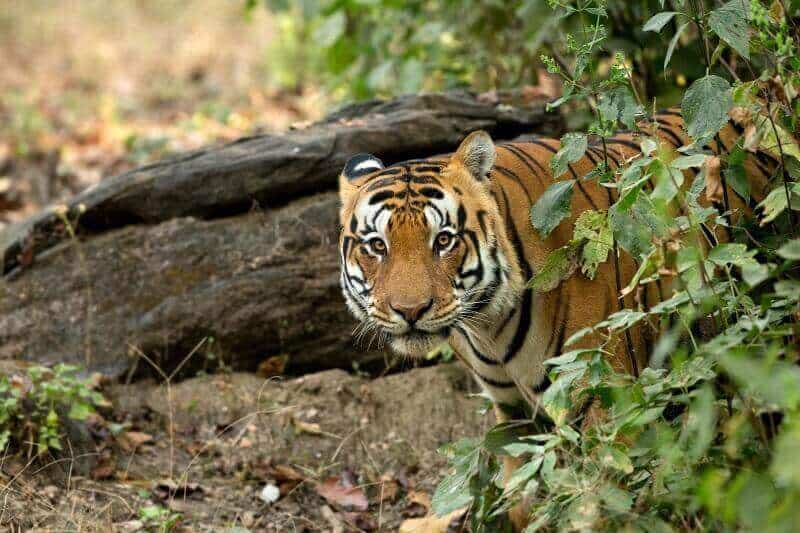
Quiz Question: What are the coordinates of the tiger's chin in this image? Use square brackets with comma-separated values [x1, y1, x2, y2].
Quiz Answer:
[389, 330, 449, 358]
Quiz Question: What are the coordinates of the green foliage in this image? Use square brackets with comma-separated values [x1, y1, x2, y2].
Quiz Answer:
[432, 0, 800, 530]
[530, 179, 576, 238]
[139, 504, 182, 532]
[0, 364, 104, 458]
[682, 75, 733, 141]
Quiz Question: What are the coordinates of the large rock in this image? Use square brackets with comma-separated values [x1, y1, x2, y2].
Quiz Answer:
[0, 193, 359, 377]
[0, 91, 563, 378]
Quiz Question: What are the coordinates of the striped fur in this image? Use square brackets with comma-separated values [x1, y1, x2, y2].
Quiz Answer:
[338, 108, 778, 410]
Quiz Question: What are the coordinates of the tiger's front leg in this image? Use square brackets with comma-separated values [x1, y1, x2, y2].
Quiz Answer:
[494, 404, 532, 532]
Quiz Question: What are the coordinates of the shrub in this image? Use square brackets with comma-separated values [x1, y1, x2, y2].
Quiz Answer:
[0, 363, 105, 458]
[427, 0, 800, 530]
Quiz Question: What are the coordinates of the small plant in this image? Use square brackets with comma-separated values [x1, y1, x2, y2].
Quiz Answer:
[0, 363, 105, 458]
[138, 504, 182, 532]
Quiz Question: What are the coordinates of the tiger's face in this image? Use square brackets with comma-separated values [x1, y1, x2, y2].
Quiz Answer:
[338, 131, 520, 357]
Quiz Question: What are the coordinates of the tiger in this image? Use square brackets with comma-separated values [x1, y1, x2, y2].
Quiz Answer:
[337, 108, 777, 527]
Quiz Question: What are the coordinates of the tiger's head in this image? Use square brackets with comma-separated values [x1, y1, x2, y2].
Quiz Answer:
[338, 131, 523, 357]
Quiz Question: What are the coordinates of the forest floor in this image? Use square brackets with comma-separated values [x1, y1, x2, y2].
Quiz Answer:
[1, 364, 489, 531]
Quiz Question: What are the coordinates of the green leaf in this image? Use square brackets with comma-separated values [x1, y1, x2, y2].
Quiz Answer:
[529, 243, 581, 291]
[680, 385, 716, 460]
[771, 418, 800, 488]
[664, 22, 690, 69]
[609, 203, 653, 261]
[708, 0, 750, 60]
[597, 445, 634, 474]
[551, 133, 587, 178]
[573, 210, 612, 279]
[313, 11, 346, 47]
[758, 183, 800, 225]
[708, 243, 753, 266]
[431, 469, 474, 516]
[598, 485, 634, 513]
[724, 143, 751, 203]
[597, 309, 647, 331]
[718, 351, 800, 409]
[530, 180, 575, 238]
[670, 154, 707, 169]
[682, 75, 733, 140]
[502, 456, 543, 496]
[643, 11, 678, 32]
[651, 158, 684, 203]
[598, 87, 642, 129]
[542, 372, 580, 426]
[777, 239, 800, 260]
[68, 401, 92, 421]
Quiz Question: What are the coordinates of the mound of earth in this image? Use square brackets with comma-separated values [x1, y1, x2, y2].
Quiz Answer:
[1, 363, 493, 531]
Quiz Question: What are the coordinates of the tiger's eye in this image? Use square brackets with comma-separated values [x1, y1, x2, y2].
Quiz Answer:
[436, 232, 454, 250]
[369, 238, 387, 255]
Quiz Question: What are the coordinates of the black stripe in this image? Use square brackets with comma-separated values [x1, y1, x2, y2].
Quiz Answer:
[503, 287, 532, 364]
[658, 126, 685, 148]
[370, 204, 389, 227]
[532, 376, 551, 394]
[369, 190, 394, 204]
[475, 373, 517, 388]
[411, 175, 443, 186]
[456, 326, 499, 366]
[606, 138, 641, 152]
[584, 148, 600, 165]
[545, 290, 563, 357]
[655, 108, 682, 117]
[501, 144, 549, 185]
[419, 187, 444, 199]
[552, 294, 571, 358]
[493, 165, 533, 204]
[366, 177, 399, 192]
[494, 307, 517, 339]
[524, 139, 600, 210]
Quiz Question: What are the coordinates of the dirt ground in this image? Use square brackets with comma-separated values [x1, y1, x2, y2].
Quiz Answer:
[0, 364, 493, 531]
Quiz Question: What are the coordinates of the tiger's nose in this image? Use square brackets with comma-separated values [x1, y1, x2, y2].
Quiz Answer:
[390, 299, 433, 324]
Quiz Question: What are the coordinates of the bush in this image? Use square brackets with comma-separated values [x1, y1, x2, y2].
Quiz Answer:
[0, 363, 105, 458]
[423, 0, 800, 530]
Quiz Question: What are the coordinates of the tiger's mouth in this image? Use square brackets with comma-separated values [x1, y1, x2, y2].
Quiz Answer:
[389, 327, 450, 357]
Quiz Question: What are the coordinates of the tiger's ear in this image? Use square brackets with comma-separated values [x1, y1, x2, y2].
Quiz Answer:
[452, 131, 495, 181]
[342, 153, 384, 181]
[339, 153, 384, 209]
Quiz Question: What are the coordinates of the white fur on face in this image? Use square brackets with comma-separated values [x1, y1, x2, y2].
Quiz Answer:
[341, 184, 508, 358]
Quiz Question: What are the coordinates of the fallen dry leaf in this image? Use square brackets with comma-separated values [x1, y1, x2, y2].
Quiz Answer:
[273, 463, 305, 482]
[704, 155, 723, 204]
[292, 419, 323, 436]
[378, 475, 399, 503]
[407, 490, 431, 510]
[89, 457, 115, 481]
[320, 505, 344, 533]
[256, 355, 287, 378]
[344, 511, 378, 531]
[117, 430, 154, 453]
[316, 476, 369, 511]
[399, 508, 466, 533]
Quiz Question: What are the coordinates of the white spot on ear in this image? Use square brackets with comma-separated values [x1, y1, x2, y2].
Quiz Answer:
[354, 159, 383, 172]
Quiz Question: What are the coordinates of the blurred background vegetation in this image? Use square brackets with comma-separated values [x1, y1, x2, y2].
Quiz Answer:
[1, 0, 776, 230]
